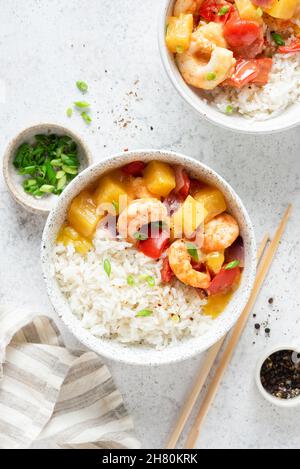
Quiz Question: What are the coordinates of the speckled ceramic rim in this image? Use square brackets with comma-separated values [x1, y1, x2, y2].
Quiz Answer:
[41, 149, 257, 366]
[256, 345, 300, 408]
[158, 0, 300, 135]
[3, 123, 93, 214]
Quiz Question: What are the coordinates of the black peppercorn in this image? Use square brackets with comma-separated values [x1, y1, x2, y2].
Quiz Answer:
[260, 350, 300, 400]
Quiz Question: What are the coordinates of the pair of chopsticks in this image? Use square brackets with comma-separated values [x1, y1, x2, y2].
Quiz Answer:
[166, 205, 292, 450]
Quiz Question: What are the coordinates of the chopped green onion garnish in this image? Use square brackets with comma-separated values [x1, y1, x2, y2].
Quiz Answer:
[225, 105, 233, 115]
[39, 184, 55, 193]
[18, 165, 36, 175]
[207, 72, 216, 81]
[57, 174, 67, 191]
[218, 6, 229, 15]
[176, 45, 184, 54]
[186, 242, 199, 262]
[24, 179, 37, 187]
[62, 165, 78, 175]
[136, 309, 153, 318]
[32, 190, 44, 197]
[271, 32, 285, 46]
[134, 231, 148, 241]
[50, 159, 63, 167]
[61, 154, 78, 166]
[66, 108, 73, 118]
[127, 275, 135, 286]
[81, 111, 92, 124]
[112, 200, 119, 212]
[56, 170, 66, 180]
[146, 276, 155, 287]
[74, 101, 90, 108]
[225, 260, 240, 270]
[104, 259, 111, 277]
[76, 80, 88, 92]
[13, 134, 80, 199]
[138, 274, 148, 282]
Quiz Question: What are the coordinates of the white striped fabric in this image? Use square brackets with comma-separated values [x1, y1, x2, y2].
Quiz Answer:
[0, 307, 140, 449]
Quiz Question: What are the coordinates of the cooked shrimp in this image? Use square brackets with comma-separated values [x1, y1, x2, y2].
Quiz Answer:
[174, 0, 204, 16]
[176, 32, 235, 90]
[117, 198, 169, 243]
[263, 15, 294, 35]
[203, 214, 239, 253]
[293, 1, 300, 22]
[168, 239, 211, 289]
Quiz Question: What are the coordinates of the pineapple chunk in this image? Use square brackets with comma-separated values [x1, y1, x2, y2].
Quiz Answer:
[235, 0, 263, 23]
[61, 226, 80, 241]
[265, 0, 298, 20]
[126, 176, 159, 200]
[144, 161, 176, 197]
[166, 14, 194, 54]
[57, 225, 93, 256]
[193, 186, 227, 222]
[68, 191, 100, 238]
[93, 175, 128, 214]
[73, 239, 93, 255]
[206, 251, 225, 274]
[171, 195, 207, 239]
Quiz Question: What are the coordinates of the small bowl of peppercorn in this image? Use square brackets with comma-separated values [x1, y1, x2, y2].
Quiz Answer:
[3, 123, 93, 214]
[256, 346, 300, 408]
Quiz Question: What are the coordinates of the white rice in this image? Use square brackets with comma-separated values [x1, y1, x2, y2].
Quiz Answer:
[53, 229, 212, 349]
[207, 53, 300, 120]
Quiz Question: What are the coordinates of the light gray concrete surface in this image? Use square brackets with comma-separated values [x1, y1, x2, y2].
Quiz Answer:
[0, 0, 299, 449]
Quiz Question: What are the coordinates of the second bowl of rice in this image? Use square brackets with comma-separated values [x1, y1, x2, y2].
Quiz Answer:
[159, 0, 300, 134]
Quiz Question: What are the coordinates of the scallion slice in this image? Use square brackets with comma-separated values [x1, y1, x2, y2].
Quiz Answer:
[271, 32, 285, 47]
[185, 242, 199, 262]
[225, 260, 240, 270]
[104, 259, 111, 277]
[76, 80, 88, 92]
[134, 231, 148, 241]
[136, 309, 153, 318]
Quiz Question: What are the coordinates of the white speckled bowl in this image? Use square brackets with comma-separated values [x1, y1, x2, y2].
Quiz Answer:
[158, 0, 300, 134]
[3, 123, 93, 214]
[256, 345, 300, 408]
[41, 150, 257, 365]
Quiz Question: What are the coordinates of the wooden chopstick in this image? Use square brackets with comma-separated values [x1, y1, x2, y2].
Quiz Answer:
[257, 233, 270, 261]
[184, 205, 292, 449]
[165, 339, 225, 449]
[165, 234, 269, 450]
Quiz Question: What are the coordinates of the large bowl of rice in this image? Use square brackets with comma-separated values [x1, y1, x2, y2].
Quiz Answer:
[41, 150, 257, 365]
[159, 0, 300, 134]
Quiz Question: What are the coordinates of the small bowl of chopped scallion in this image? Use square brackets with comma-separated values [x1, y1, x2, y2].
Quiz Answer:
[3, 124, 92, 213]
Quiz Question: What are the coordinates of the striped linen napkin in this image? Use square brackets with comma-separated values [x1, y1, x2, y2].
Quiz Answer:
[0, 307, 140, 449]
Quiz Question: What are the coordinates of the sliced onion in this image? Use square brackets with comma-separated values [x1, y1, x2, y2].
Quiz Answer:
[99, 214, 118, 238]
[189, 178, 204, 195]
[163, 191, 184, 216]
[174, 166, 191, 198]
[251, 0, 273, 7]
[191, 260, 205, 272]
[225, 237, 245, 268]
[174, 166, 186, 191]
